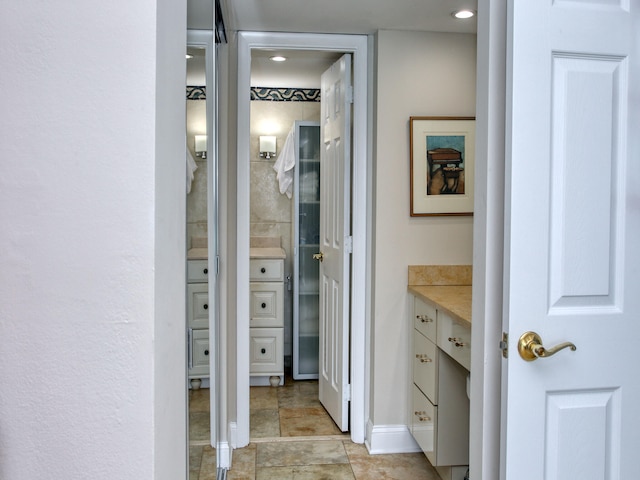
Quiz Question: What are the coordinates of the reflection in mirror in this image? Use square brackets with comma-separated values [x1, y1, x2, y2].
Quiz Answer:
[186, 39, 216, 478]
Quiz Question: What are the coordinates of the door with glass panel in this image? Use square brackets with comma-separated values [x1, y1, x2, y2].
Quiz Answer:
[293, 121, 321, 380]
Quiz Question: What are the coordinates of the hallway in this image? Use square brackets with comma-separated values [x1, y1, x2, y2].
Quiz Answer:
[189, 378, 442, 479]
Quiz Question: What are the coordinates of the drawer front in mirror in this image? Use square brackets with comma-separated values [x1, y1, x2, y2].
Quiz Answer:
[187, 259, 209, 283]
[187, 283, 209, 329]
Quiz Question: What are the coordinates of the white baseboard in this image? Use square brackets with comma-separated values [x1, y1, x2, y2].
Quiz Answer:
[365, 419, 422, 455]
[217, 440, 231, 469]
[228, 422, 237, 449]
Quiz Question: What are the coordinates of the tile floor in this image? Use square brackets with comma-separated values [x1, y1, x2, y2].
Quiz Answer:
[189, 377, 441, 480]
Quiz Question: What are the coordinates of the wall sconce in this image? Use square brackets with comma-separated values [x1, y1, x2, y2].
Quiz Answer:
[195, 135, 207, 159]
[259, 135, 276, 159]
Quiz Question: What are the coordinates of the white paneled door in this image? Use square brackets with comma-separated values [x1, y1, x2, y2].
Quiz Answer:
[318, 53, 352, 432]
[503, 1, 639, 479]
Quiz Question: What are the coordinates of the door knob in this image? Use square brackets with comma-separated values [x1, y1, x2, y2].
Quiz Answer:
[517, 331, 577, 361]
[313, 252, 324, 262]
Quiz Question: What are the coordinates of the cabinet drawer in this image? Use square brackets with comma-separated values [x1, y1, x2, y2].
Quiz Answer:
[250, 259, 284, 282]
[187, 283, 209, 329]
[413, 330, 438, 403]
[189, 329, 210, 376]
[438, 311, 471, 371]
[411, 384, 437, 459]
[414, 297, 437, 342]
[187, 259, 209, 283]
[249, 328, 284, 374]
[250, 283, 284, 327]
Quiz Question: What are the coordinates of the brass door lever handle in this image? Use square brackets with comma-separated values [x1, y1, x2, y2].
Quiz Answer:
[313, 252, 324, 262]
[517, 331, 576, 361]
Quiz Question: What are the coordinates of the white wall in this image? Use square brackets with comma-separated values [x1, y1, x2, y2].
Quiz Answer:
[371, 30, 477, 426]
[0, 1, 187, 478]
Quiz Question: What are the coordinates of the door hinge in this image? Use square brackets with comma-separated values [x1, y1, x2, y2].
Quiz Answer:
[344, 384, 351, 402]
[345, 235, 353, 254]
[347, 85, 354, 104]
[500, 332, 509, 358]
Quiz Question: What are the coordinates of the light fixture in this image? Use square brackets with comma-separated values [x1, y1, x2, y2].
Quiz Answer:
[259, 135, 276, 159]
[195, 135, 207, 159]
[452, 9, 475, 19]
[269, 55, 287, 62]
[186, 54, 193, 59]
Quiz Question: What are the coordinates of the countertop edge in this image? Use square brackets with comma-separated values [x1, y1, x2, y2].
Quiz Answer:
[408, 285, 472, 328]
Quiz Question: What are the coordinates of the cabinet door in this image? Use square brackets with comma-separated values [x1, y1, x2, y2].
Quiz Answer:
[249, 328, 284, 375]
[437, 311, 471, 371]
[187, 283, 209, 330]
[414, 297, 437, 342]
[411, 384, 436, 459]
[250, 282, 284, 328]
[189, 329, 210, 377]
[413, 330, 438, 404]
[249, 259, 284, 282]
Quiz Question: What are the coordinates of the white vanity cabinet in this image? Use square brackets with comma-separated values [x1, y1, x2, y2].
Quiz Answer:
[410, 294, 470, 478]
[250, 255, 285, 385]
[187, 259, 210, 386]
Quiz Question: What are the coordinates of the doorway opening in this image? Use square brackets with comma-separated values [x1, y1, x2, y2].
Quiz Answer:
[236, 31, 370, 449]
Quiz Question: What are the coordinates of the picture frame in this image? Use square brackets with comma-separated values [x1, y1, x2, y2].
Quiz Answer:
[410, 116, 476, 216]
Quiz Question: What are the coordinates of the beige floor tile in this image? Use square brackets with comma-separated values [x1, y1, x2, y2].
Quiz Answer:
[279, 406, 342, 437]
[256, 464, 355, 480]
[227, 444, 257, 480]
[251, 386, 279, 410]
[344, 441, 440, 480]
[277, 384, 322, 409]
[198, 446, 218, 480]
[190, 445, 204, 480]
[190, 411, 211, 442]
[256, 440, 349, 467]
[189, 388, 211, 413]
[250, 409, 280, 438]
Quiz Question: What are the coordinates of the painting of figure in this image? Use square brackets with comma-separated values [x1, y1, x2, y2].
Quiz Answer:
[426, 135, 465, 195]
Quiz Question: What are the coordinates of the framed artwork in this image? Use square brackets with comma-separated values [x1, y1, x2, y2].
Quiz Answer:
[409, 116, 475, 216]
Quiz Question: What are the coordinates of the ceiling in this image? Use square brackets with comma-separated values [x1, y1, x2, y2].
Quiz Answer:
[187, 0, 478, 88]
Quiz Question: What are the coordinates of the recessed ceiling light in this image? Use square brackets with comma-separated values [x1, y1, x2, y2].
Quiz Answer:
[269, 55, 287, 62]
[453, 9, 475, 19]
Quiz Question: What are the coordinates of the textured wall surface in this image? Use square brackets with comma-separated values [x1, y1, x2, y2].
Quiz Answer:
[0, 1, 186, 478]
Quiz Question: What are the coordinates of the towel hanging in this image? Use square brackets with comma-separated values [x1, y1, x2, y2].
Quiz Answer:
[272, 127, 296, 198]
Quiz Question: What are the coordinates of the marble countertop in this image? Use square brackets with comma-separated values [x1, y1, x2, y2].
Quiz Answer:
[187, 247, 208, 260]
[408, 285, 472, 328]
[250, 247, 286, 259]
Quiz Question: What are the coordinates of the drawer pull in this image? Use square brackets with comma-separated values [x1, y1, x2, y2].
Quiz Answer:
[261, 348, 266, 354]
[261, 267, 266, 273]
[203, 304, 208, 310]
[449, 337, 467, 348]
[416, 314, 433, 323]
[203, 268, 208, 274]
[414, 411, 431, 422]
[261, 302, 266, 309]
[415, 354, 432, 363]
[204, 349, 209, 356]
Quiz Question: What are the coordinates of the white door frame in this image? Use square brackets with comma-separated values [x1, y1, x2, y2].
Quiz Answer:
[235, 31, 370, 448]
[469, 0, 507, 478]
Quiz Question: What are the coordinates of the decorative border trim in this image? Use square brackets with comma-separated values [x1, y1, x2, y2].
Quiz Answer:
[187, 86, 206, 100]
[251, 87, 320, 102]
[365, 419, 422, 454]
